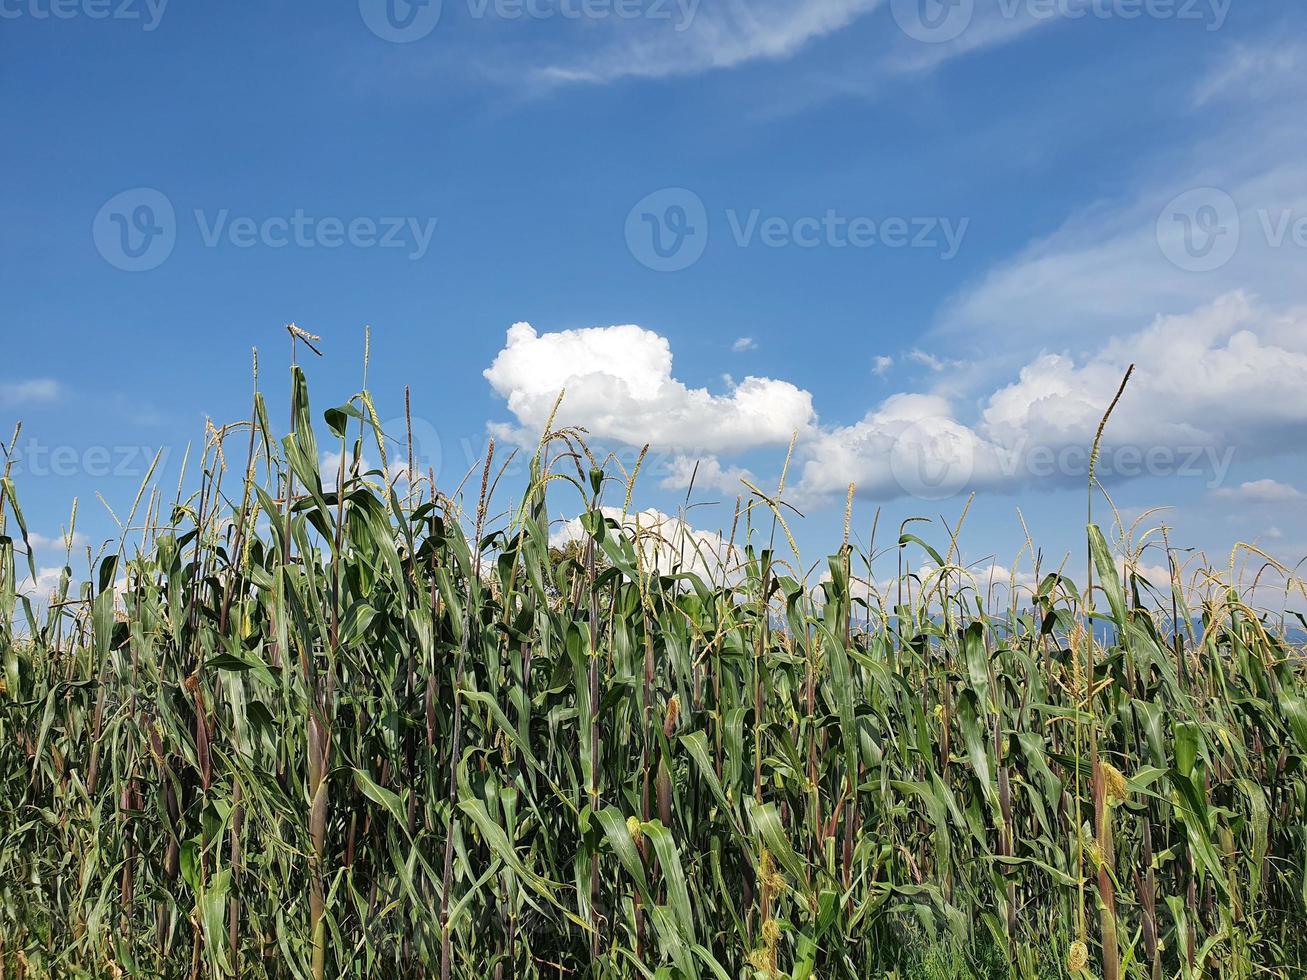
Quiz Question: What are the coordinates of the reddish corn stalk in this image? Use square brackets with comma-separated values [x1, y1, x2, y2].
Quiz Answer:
[1093, 762, 1120, 980]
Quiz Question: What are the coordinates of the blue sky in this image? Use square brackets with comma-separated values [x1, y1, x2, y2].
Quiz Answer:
[3, 0, 1306, 606]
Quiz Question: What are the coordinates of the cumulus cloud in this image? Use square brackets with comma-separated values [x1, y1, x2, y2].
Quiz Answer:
[799, 392, 1008, 502]
[18, 565, 70, 602]
[484, 322, 815, 454]
[801, 293, 1307, 502]
[322, 448, 376, 478]
[16, 563, 135, 613]
[27, 530, 89, 552]
[550, 506, 740, 582]
[732, 337, 758, 353]
[872, 355, 894, 376]
[979, 293, 1307, 454]
[320, 447, 432, 491]
[815, 558, 1042, 614]
[477, 295, 1307, 510]
[659, 454, 753, 496]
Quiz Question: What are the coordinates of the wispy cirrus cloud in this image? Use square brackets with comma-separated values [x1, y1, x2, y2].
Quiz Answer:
[1192, 38, 1305, 107]
[935, 34, 1307, 350]
[0, 378, 62, 407]
[1213, 479, 1304, 503]
[534, 0, 882, 84]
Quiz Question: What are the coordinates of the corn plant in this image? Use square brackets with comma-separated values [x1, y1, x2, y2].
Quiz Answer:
[1, 357, 1305, 978]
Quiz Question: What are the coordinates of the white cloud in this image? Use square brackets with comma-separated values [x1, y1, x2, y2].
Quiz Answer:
[872, 355, 894, 376]
[882, 1, 1062, 77]
[836, 41, 1307, 514]
[979, 293, 1307, 455]
[321, 448, 423, 487]
[479, 292, 1307, 511]
[536, 0, 881, 84]
[1193, 39, 1305, 107]
[435, 0, 1080, 99]
[18, 565, 69, 602]
[484, 322, 815, 454]
[478, 293, 1307, 510]
[27, 530, 89, 552]
[0, 379, 61, 406]
[659, 454, 752, 495]
[939, 202, 1184, 342]
[800, 293, 1307, 502]
[732, 336, 758, 353]
[817, 558, 1041, 613]
[322, 449, 375, 478]
[16, 563, 135, 612]
[906, 349, 947, 371]
[551, 506, 740, 582]
[799, 392, 1008, 501]
[1213, 479, 1304, 503]
[969, 561, 1040, 600]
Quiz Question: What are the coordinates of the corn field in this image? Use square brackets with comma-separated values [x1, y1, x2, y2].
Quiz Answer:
[2, 357, 1306, 979]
